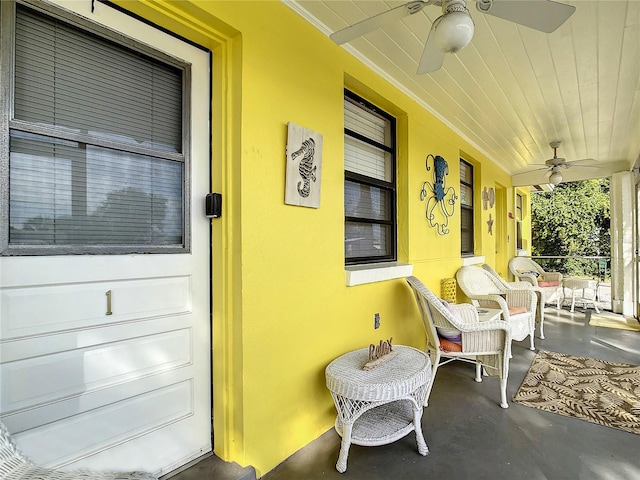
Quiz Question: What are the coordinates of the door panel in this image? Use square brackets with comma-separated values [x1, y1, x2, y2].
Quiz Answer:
[2, 327, 191, 411]
[1, 275, 191, 338]
[0, 2, 211, 476]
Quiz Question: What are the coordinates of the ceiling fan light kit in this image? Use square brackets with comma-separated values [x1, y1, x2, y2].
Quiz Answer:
[434, 8, 474, 53]
[549, 168, 563, 185]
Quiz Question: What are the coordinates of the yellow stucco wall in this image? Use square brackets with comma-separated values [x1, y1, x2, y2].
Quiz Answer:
[114, 1, 528, 476]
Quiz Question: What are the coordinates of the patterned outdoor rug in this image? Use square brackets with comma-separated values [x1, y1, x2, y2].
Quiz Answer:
[513, 350, 640, 435]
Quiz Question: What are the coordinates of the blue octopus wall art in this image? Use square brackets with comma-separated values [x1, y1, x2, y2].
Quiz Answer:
[419, 154, 458, 235]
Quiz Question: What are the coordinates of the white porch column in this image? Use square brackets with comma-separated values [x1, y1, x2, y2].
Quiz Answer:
[610, 172, 634, 316]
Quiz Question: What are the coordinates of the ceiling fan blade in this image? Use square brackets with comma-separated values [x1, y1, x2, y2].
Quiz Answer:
[556, 158, 598, 168]
[566, 157, 596, 164]
[512, 166, 550, 176]
[475, 0, 576, 33]
[330, 1, 428, 45]
[417, 17, 446, 74]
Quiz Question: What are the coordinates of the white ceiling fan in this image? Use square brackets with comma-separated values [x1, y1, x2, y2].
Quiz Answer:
[330, 0, 576, 74]
[520, 141, 597, 185]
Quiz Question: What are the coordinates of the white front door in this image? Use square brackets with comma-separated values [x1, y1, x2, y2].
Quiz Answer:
[0, 1, 211, 476]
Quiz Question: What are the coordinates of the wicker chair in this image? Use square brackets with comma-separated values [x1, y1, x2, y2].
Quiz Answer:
[482, 264, 546, 339]
[456, 266, 537, 351]
[508, 257, 563, 309]
[406, 276, 513, 409]
[0, 421, 158, 480]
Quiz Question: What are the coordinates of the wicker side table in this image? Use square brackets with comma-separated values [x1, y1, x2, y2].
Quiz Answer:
[563, 277, 600, 313]
[325, 345, 432, 473]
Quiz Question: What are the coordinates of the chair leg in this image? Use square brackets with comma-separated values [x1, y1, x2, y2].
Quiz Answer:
[592, 289, 600, 313]
[499, 378, 508, 409]
[538, 302, 545, 339]
[475, 362, 482, 382]
[529, 330, 535, 350]
[423, 352, 440, 407]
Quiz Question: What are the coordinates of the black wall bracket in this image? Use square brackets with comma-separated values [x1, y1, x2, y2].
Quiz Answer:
[205, 193, 222, 218]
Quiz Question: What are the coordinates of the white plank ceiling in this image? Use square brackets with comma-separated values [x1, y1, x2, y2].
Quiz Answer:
[285, 0, 640, 186]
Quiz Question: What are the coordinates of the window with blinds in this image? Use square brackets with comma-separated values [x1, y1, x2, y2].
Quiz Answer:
[460, 159, 474, 256]
[2, 3, 188, 254]
[344, 91, 396, 265]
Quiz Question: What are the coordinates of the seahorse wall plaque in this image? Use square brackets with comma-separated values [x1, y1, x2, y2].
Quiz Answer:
[285, 122, 323, 208]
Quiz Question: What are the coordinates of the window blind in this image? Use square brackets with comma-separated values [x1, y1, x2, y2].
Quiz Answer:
[344, 99, 387, 144]
[345, 222, 391, 260]
[14, 6, 182, 153]
[461, 208, 474, 254]
[344, 137, 392, 182]
[460, 184, 473, 207]
[345, 181, 391, 221]
[7, 5, 186, 251]
[9, 132, 183, 246]
[344, 98, 392, 182]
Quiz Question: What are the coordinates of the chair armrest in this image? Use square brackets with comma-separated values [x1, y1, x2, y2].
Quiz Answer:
[459, 319, 510, 354]
[444, 303, 509, 334]
[515, 274, 539, 287]
[459, 318, 510, 333]
[506, 281, 532, 290]
[466, 293, 508, 312]
[542, 272, 562, 282]
[505, 289, 537, 309]
[455, 303, 481, 324]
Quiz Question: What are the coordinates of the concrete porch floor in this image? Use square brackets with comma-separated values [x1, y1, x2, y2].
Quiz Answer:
[173, 299, 639, 480]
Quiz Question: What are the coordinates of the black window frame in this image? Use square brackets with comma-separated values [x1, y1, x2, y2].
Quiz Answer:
[460, 158, 474, 256]
[344, 90, 397, 266]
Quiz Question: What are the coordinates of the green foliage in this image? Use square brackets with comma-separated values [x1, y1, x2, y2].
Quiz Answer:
[531, 179, 610, 278]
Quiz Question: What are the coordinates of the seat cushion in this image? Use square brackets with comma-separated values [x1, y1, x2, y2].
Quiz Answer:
[538, 280, 560, 287]
[440, 299, 463, 322]
[508, 306, 528, 316]
[437, 327, 462, 343]
[439, 339, 463, 352]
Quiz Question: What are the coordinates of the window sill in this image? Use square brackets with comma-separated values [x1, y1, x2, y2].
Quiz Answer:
[345, 262, 414, 286]
[461, 255, 485, 266]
